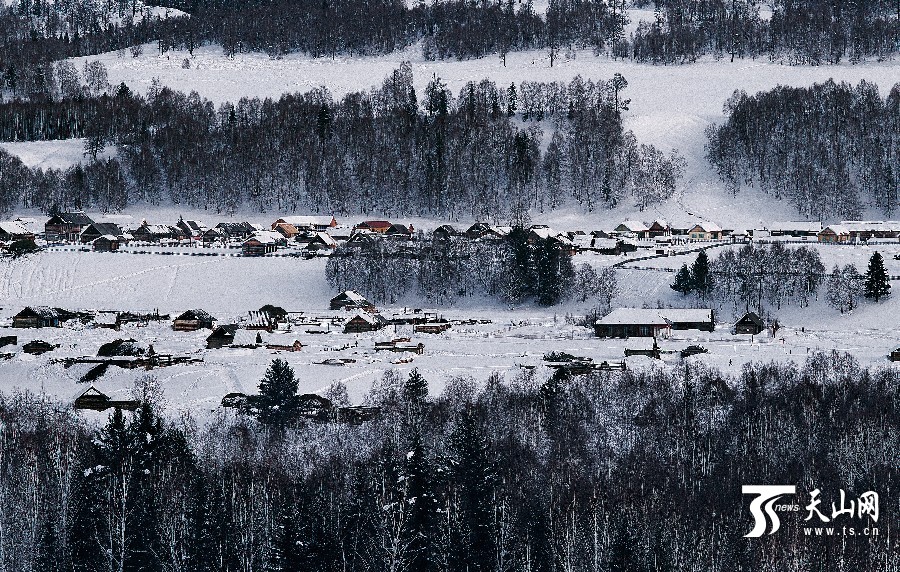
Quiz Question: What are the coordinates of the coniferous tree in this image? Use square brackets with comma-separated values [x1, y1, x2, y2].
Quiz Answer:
[402, 434, 440, 572]
[257, 358, 299, 424]
[691, 250, 712, 298]
[864, 251, 891, 302]
[671, 263, 694, 295]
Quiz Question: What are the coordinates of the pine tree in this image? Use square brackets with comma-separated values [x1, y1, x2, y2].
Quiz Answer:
[506, 83, 517, 117]
[447, 411, 496, 572]
[671, 263, 693, 295]
[691, 250, 712, 297]
[403, 368, 429, 412]
[403, 434, 439, 572]
[258, 358, 298, 424]
[864, 251, 890, 301]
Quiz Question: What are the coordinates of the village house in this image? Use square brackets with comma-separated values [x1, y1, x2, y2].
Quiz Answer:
[214, 222, 260, 240]
[614, 220, 649, 239]
[734, 312, 766, 335]
[818, 225, 851, 243]
[172, 309, 216, 331]
[73, 387, 139, 411]
[344, 313, 388, 333]
[767, 221, 823, 237]
[414, 322, 452, 333]
[242, 231, 283, 256]
[354, 220, 393, 234]
[647, 220, 670, 238]
[594, 308, 715, 338]
[177, 219, 208, 239]
[273, 215, 338, 232]
[13, 306, 62, 328]
[0, 221, 35, 242]
[688, 222, 723, 240]
[206, 325, 239, 349]
[273, 222, 301, 239]
[201, 228, 227, 245]
[330, 290, 375, 311]
[80, 222, 124, 244]
[302, 232, 338, 254]
[45, 212, 94, 242]
[840, 221, 900, 241]
[432, 225, 459, 241]
[91, 235, 121, 252]
[386, 223, 414, 239]
[131, 223, 181, 243]
[465, 223, 511, 240]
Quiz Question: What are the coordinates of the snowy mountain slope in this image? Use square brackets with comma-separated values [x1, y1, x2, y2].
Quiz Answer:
[52, 43, 900, 225]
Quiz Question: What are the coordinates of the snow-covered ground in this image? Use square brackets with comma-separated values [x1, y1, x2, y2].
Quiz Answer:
[0, 139, 115, 170]
[0, 241, 897, 416]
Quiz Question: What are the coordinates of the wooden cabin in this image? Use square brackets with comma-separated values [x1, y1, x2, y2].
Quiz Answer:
[92, 235, 121, 252]
[595, 308, 714, 338]
[354, 220, 392, 234]
[272, 216, 337, 232]
[73, 387, 140, 411]
[818, 225, 850, 243]
[344, 313, 387, 333]
[207, 325, 238, 349]
[45, 212, 94, 242]
[173, 309, 216, 331]
[734, 312, 765, 335]
[688, 222, 723, 240]
[330, 290, 375, 311]
[13, 307, 61, 328]
[80, 223, 123, 244]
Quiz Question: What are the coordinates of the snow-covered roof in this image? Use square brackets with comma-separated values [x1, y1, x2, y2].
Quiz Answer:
[0, 221, 32, 236]
[768, 221, 823, 233]
[334, 290, 369, 303]
[346, 312, 379, 325]
[690, 221, 722, 232]
[596, 308, 713, 326]
[840, 221, 900, 232]
[821, 225, 850, 235]
[529, 226, 557, 240]
[244, 231, 282, 245]
[276, 215, 335, 227]
[616, 220, 649, 232]
[313, 232, 337, 246]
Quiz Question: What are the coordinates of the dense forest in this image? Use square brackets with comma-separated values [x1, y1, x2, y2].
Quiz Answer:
[0, 352, 897, 571]
[0, 0, 897, 100]
[706, 80, 900, 220]
[0, 66, 685, 218]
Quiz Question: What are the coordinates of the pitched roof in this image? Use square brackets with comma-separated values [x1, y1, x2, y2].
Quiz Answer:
[175, 309, 216, 322]
[50, 212, 94, 225]
[83, 222, 123, 236]
[617, 220, 649, 232]
[276, 215, 335, 227]
[821, 225, 850, 235]
[690, 221, 723, 233]
[0, 221, 32, 236]
[596, 308, 713, 326]
[17, 306, 60, 319]
[737, 312, 765, 327]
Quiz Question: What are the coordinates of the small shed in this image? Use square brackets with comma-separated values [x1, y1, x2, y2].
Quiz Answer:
[344, 313, 387, 333]
[734, 312, 765, 335]
[173, 309, 216, 331]
[890, 348, 900, 362]
[92, 235, 121, 252]
[13, 307, 61, 328]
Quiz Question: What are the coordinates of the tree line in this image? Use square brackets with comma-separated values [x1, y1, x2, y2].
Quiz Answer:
[2, 0, 898, 101]
[673, 244, 892, 316]
[325, 228, 618, 309]
[1, 351, 897, 571]
[0, 66, 685, 218]
[706, 80, 900, 220]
